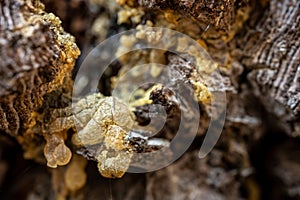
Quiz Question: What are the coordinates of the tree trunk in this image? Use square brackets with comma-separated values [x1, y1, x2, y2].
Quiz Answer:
[0, 0, 299, 199]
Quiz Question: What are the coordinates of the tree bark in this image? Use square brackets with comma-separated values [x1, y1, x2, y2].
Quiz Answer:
[0, 0, 299, 199]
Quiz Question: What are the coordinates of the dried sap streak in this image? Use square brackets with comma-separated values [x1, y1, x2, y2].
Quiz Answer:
[49, 93, 135, 178]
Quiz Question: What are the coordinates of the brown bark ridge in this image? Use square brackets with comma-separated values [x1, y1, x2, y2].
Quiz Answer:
[240, 0, 300, 136]
[138, 0, 248, 31]
[0, 0, 80, 136]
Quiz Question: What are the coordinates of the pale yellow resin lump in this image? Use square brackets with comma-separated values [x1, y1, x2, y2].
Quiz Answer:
[65, 155, 87, 192]
[44, 133, 72, 168]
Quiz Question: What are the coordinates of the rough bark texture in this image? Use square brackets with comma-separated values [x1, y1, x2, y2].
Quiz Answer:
[241, 0, 300, 136]
[137, 0, 248, 31]
[0, 0, 299, 199]
[0, 0, 80, 137]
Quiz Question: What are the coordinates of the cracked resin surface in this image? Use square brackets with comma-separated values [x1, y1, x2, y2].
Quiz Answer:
[50, 94, 134, 178]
